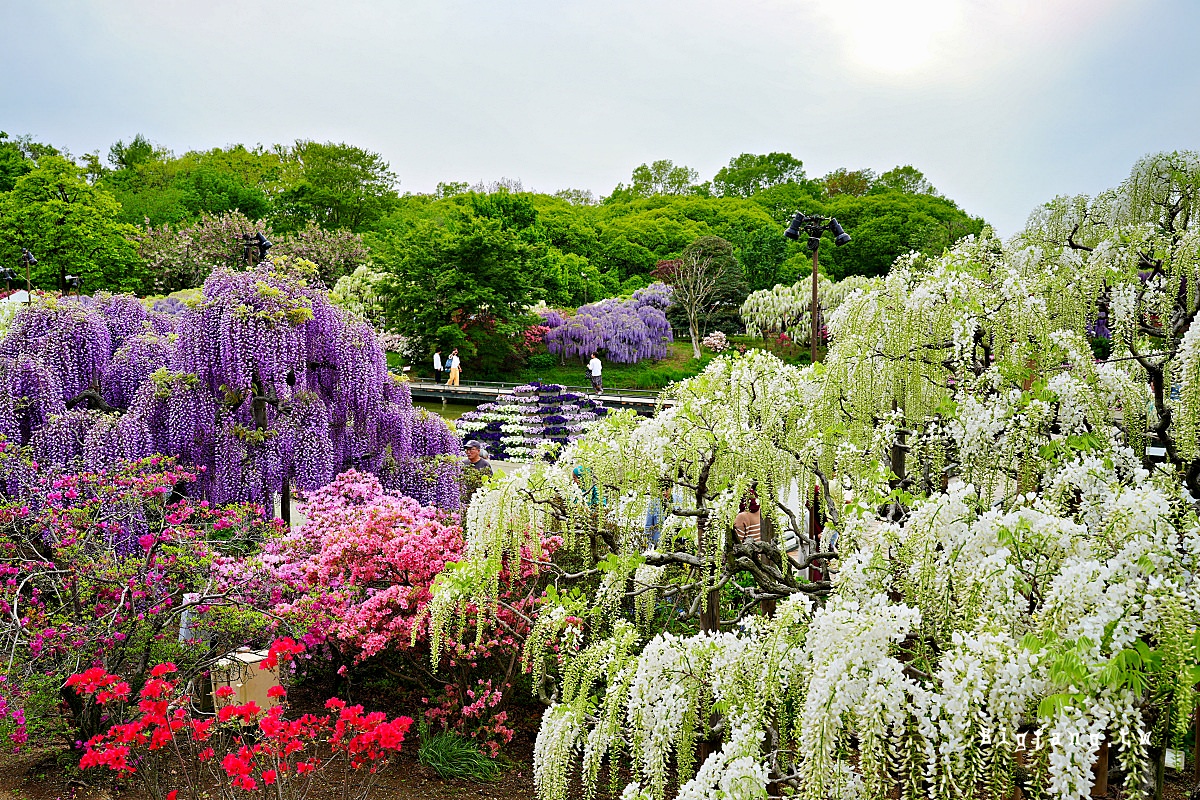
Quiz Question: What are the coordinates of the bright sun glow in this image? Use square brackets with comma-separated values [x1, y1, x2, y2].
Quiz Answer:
[821, 0, 963, 75]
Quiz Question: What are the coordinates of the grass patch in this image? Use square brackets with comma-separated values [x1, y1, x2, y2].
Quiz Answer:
[417, 727, 505, 782]
[392, 337, 811, 392]
[515, 341, 716, 390]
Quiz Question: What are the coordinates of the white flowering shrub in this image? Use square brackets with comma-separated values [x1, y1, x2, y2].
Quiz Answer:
[330, 264, 386, 323]
[376, 330, 407, 353]
[701, 330, 730, 353]
[427, 152, 1200, 800]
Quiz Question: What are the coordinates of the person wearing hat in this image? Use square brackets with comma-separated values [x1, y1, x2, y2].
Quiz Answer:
[464, 440, 492, 477]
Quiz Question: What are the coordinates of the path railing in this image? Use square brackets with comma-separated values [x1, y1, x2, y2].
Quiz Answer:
[396, 373, 667, 415]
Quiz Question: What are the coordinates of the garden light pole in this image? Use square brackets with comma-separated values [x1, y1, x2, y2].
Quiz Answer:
[241, 232, 272, 266]
[784, 213, 851, 363]
[19, 248, 37, 304]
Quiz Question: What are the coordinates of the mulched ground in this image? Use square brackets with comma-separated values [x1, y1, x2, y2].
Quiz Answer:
[0, 737, 538, 800]
[2, 727, 1194, 800]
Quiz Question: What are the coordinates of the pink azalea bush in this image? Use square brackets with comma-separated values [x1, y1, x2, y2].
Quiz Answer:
[521, 323, 551, 354]
[226, 469, 556, 754]
[276, 470, 465, 660]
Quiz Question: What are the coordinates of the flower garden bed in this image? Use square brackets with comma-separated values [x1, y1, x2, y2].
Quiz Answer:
[454, 383, 607, 461]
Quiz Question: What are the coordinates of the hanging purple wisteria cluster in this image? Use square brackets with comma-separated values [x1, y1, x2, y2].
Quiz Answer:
[542, 282, 674, 364]
[455, 382, 606, 461]
[0, 266, 463, 510]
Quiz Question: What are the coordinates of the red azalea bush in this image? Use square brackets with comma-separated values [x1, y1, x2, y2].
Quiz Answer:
[234, 470, 555, 754]
[71, 640, 412, 800]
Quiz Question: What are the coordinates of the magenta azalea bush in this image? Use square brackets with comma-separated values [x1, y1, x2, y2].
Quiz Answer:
[0, 455, 281, 743]
[0, 453, 550, 759]
[215, 469, 557, 755]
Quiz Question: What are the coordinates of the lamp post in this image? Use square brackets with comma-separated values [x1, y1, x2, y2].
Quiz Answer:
[784, 212, 851, 363]
[64, 274, 82, 296]
[19, 249, 37, 305]
[241, 232, 273, 266]
[0, 267, 15, 294]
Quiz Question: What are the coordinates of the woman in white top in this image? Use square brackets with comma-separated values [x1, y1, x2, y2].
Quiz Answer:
[446, 349, 461, 386]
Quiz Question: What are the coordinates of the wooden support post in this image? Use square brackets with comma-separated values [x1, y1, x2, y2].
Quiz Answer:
[280, 475, 291, 529]
[1193, 698, 1199, 784]
[1152, 746, 1166, 800]
[1090, 738, 1108, 797]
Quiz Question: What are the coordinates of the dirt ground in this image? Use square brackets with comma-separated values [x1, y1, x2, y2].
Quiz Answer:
[0, 739, 538, 800]
[2, 736, 1195, 800]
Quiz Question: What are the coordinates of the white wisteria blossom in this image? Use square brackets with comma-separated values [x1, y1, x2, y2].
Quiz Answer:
[428, 151, 1200, 800]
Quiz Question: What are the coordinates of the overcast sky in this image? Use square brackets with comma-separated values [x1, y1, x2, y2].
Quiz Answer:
[3, 0, 1198, 235]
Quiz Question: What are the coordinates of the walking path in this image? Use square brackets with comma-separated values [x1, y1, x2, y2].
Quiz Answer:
[406, 380, 668, 416]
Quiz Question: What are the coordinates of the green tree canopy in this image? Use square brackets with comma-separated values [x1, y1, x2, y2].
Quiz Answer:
[370, 197, 540, 376]
[820, 167, 876, 197]
[874, 164, 939, 196]
[99, 141, 281, 227]
[817, 192, 985, 280]
[0, 155, 145, 292]
[712, 152, 808, 198]
[107, 134, 168, 171]
[609, 159, 700, 200]
[0, 132, 58, 193]
[272, 140, 397, 233]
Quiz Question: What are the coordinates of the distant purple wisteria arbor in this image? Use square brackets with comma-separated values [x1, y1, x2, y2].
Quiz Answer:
[542, 282, 673, 364]
[0, 258, 461, 512]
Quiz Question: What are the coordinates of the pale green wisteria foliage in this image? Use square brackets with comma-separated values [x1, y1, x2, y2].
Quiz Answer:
[740, 275, 876, 346]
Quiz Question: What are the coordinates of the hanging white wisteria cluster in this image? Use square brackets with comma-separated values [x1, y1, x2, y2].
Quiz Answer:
[426, 152, 1200, 800]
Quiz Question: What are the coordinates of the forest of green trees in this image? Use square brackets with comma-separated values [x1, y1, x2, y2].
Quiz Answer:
[0, 132, 985, 372]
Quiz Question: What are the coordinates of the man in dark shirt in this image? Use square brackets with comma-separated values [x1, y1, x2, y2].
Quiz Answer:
[464, 440, 493, 477]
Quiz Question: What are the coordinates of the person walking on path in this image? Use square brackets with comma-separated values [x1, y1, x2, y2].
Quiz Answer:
[446, 349, 461, 386]
[433, 348, 444, 383]
[587, 352, 603, 394]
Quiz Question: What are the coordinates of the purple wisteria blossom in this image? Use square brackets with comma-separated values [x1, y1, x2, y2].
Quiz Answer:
[544, 282, 674, 364]
[0, 262, 463, 510]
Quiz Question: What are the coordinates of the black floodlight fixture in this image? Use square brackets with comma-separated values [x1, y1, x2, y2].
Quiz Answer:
[829, 218, 851, 247]
[254, 232, 273, 260]
[65, 274, 82, 291]
[807, 235, 822, 252]
[784, 211, 805, 241]
[20, 248, 37, 267]
[0, 267, 15, 284]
